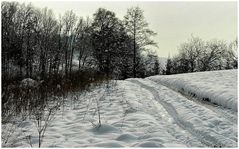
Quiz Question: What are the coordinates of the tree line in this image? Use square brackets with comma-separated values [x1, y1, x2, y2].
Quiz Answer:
[165, 36, 237, 75]
[2, 2, 159, 86]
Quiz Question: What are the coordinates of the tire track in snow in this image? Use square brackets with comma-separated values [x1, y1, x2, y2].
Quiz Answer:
[120, 82, 204, 147]
[148, 79, 237, 124]
[128, 79, 236, 148]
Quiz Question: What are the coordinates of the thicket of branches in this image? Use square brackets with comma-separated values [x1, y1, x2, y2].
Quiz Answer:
[2, 2, 159, 84]
[165, 36, 237, 75]
[2, 2, 160, 102]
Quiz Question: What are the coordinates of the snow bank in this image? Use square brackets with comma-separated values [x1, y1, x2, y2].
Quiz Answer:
[148, 70, 238, 111]
[20, 78, 43, 89]
[20, 78, 37, 88]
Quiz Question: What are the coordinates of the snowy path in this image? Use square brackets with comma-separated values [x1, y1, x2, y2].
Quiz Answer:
[42, 81, 203, 147]
[127, 78, 237, 147]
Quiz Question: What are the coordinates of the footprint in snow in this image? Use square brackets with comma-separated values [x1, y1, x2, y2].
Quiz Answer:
[88, 124, 120, 135]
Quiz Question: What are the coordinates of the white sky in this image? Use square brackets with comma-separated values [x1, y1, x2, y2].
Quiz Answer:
[22, 1, 237, 57]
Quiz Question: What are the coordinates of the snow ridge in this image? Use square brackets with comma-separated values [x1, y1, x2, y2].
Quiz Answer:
[148, 70, 238, 111]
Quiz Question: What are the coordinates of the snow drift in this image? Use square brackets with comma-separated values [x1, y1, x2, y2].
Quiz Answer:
[148, 69, 238, 111]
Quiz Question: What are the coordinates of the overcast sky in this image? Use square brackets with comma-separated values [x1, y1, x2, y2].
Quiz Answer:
[26, 1, 237, 57]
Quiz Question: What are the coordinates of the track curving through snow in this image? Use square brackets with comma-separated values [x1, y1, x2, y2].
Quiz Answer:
[153, 81, 238, 124]
[127, 78, 237, 148]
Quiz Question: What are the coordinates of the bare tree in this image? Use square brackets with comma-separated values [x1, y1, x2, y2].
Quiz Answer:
[167, 36, 236, 74]
[178, 36, 204, 72]
[2, 2, 19, 79]
[62, 10, 77, 77]
[75, 17, 93, 70]
[199, 40, 227, 71]
[124, 7, 157, 77]
[227, 38, 238, 69]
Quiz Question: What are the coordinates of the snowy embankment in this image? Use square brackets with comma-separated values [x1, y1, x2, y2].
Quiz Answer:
[2, 70, 237, 147]
[148, 69, 238, 111]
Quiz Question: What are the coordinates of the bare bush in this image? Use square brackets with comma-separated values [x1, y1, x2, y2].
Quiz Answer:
[32, 100, 61, 148]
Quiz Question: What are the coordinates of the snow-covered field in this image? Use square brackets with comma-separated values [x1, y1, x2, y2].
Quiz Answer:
[2, 70, 237, 147]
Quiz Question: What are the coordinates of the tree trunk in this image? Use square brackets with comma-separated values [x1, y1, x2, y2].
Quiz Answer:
[64, 37, 68, 77]
[69, 36, 74, 74]
[40, 47, 45, 79]
[133, 21, 136, 78]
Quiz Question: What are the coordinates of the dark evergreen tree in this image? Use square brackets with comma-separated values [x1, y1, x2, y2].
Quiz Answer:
[166, 57, 173, 75]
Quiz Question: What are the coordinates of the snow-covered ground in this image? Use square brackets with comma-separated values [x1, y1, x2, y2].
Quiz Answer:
[2, 70, 237, 147]
[148, 69, 238, 111]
